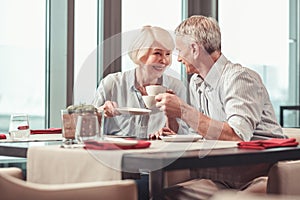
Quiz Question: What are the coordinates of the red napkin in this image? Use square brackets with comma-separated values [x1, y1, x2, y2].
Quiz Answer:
[84, 140, 151, 150]
[238, 138, 298, 150]
[0, 134, 6, 139]
[30, 128, 62, 134]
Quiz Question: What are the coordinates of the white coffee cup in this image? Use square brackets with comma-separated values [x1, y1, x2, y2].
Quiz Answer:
[142, 95, 156, 109]
[145, 85, 167, 96]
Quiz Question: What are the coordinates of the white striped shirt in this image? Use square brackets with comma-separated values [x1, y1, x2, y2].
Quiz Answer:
[189, 54, 283, 141]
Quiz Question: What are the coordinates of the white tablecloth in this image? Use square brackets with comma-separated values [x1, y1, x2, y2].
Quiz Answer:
[0, 134, 62, 143]
[26, 140, 238, 184]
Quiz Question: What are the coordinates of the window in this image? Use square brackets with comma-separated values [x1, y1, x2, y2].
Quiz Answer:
[218, 0, 292, 122]
[73, 0, 99, 105]
[0, 0, 46, 132]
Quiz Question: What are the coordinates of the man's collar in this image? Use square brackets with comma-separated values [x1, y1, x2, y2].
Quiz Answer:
[203, 54, 228, 90]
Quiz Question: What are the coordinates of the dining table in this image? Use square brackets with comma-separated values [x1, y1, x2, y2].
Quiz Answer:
[0, 133, 62, 157]
[121, 140, 300, 199]
[1, 136, 300, 200]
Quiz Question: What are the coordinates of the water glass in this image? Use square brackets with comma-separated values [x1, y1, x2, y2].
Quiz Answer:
[76, 114, 101, 142]
[96, 109, 105, 141]
[136, 115, 148, 139]
[9, 114, 30, 140]
[61, 109, 76, 145]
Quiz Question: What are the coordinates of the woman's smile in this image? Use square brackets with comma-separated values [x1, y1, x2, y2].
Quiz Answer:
[152, 65, 166, 72]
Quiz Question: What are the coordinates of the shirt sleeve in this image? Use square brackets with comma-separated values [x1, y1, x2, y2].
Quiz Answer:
[223, 69, 265, 141]
[167, 76, 191, 135]
[91, 74, 116, 107]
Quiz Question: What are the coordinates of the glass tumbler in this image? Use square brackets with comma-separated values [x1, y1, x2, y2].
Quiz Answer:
[9, 114, 30, 140]
[75, 114, 100, 143]
[61, 109, 77, 145]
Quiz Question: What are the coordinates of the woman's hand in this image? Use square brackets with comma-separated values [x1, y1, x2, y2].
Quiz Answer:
[99, 101, 119, 117]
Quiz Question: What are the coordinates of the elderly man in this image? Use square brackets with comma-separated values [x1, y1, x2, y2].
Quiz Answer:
[156, 15, 285, 199]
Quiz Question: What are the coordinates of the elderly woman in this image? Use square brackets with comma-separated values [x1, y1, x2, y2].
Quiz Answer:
[92, 26, 187, 138]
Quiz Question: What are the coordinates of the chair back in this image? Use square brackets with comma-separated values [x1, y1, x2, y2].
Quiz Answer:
[267, 160, 300, 195]
[280, 105, 300, 128]
[282, 128, 300, 142]
[0, 167, 137, 200]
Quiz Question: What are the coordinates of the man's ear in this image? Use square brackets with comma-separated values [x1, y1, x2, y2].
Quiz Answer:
[191, 43, 200, 57]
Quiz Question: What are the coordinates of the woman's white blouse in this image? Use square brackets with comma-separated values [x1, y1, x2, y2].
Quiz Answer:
[92, 69, 187, 137]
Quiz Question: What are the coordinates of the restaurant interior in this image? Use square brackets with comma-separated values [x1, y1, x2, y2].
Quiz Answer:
[0, 0, 300, 199]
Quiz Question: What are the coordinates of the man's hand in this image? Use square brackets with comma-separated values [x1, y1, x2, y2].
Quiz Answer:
[155, 93, 183, 119]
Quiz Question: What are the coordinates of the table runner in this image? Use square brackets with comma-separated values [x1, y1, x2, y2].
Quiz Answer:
[26, 140, 238, 184]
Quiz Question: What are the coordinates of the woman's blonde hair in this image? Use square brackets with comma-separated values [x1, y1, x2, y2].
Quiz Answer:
[175, 15, 221, 54]
[128, 26, 175, 65]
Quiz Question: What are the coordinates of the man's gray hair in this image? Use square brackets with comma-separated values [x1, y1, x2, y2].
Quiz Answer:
[175, 15, 221, 54]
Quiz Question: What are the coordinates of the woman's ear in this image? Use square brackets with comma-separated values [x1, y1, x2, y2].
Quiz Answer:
[139, 49, 151, 64]
[139, 54, 149, 65]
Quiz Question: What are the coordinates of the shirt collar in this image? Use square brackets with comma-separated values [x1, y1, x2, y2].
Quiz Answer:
[204, 54, 228, 90]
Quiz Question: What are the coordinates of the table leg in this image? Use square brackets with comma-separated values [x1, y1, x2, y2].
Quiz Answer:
[122, 171, 141, 179]
[149, 169, 164, 200]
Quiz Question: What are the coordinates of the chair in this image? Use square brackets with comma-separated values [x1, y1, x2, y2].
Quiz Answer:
[210, 190, 299, 200]
[0, 167, 137, 200]
[267, 160, 300, 196]
[279, 105, 300, 127]
[282, 128, 300, 142]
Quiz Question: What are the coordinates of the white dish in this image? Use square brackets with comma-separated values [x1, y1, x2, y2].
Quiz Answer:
[160, 134, 203, 142]
[104, 137, 138, 146]
[116, 107, 151, 115]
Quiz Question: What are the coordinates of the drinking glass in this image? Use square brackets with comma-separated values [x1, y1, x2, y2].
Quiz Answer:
[61, 109, 77, 145]
[96, 108, 105, 141]
[136, 115, 148, 139]
[76, 114, 100, 143]
[9, 114, 30, 140]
